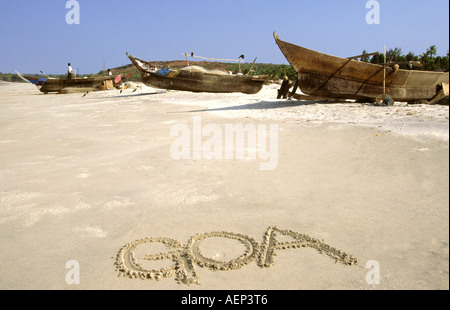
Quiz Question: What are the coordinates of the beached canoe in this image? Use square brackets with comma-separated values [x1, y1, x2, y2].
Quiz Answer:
[126, 52, 268, 94]
[18, 74, 122, 94]
[274, 32, 449, 103]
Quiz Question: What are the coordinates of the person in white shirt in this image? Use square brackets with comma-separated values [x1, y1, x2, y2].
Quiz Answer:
[68, 63, 73, 79]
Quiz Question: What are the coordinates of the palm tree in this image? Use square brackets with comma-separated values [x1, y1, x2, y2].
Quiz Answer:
[427, 45, 437, 57]
[405, 52, 416, 61]
[386, 47, 403, 63]
[361, 50, 370, 63]
[422, 45, 438, 70]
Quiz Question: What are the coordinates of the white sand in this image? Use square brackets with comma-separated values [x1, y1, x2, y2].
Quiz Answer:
[0, 81, 448, 290]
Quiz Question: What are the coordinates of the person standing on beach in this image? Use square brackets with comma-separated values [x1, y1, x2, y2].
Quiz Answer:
[68, 63, 73, 79]
[278, 75, 291, 99]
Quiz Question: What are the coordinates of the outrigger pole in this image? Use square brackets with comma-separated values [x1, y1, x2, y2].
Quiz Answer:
[183, 53, 244, 63]
[40, 71, 51, 79]
[246, 57, 258, 76]
[347, 51, 380, 60]
[383, 45, 387, 95]
[181, 53, 250, 74]
[184, 52, 190, 67]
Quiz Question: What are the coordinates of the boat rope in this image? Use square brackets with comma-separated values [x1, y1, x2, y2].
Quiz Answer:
[182, 53, 243, 63]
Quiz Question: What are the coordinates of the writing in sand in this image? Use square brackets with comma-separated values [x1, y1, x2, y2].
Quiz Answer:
[115, 226, 359, 285]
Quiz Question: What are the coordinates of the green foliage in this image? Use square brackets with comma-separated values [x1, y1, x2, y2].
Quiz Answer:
[361, 50, 371, 63]
[0, 72, 95, 83]
[368, 46, 448, 71]
[0, 72, 26, 83]
[225, 63, 297, 81]
[370, 53, 385, 65]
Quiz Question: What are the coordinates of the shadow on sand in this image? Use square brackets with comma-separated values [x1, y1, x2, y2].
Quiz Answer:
[84, 90, 167, 99]
[170, 99, 348, 114]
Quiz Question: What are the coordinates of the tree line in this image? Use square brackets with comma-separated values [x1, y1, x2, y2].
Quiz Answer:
[0, 72, 26, 83]
[361, 45, 449, 71]
[0, 72, 93, 83]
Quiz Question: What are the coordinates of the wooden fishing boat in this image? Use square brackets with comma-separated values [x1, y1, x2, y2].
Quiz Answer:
[274, 32, 449, 103]
[126, 52, 268, 94]
[18, 73, 122, 94]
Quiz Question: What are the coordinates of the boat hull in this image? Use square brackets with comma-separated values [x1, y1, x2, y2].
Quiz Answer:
[127, 53, 268, 94]
[23, 76, 120, 94]
[141, 70, 267, 94]
[274, 33, 449, 102]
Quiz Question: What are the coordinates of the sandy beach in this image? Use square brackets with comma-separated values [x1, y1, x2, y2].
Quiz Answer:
[0, 81, 448, 290]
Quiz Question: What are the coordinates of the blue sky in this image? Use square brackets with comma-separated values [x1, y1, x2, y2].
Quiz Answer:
[0, 0, 448, 74]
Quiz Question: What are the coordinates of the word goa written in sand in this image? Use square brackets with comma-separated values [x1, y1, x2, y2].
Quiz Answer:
[66, 0, 80, 25]
[366, 0, 380, 24]
[170, 117, 279, 171]
[115, 226, 359, 285]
